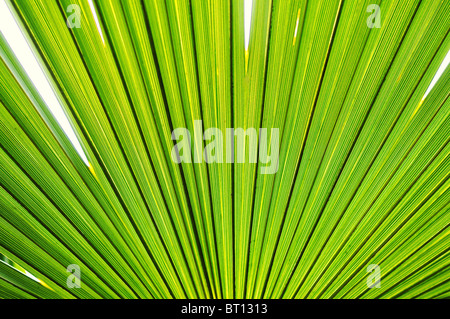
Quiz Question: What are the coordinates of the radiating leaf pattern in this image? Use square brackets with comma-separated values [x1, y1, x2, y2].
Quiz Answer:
[0, 0, 448, 299]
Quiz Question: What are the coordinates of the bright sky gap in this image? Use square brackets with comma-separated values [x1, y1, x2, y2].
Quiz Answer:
[422, 49, 450, 101]
[88, 0, 105, 45]
[0, 253, 40, 283]
[0, 0, 89, 165]
[293, 9, 301, 45]
[244, 0, 253, 51]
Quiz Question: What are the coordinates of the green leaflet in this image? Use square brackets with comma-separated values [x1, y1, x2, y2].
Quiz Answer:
[0, 0, 448, 299]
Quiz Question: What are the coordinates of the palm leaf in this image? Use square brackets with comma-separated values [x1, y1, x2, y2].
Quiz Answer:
[0, 0, 448, 299]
